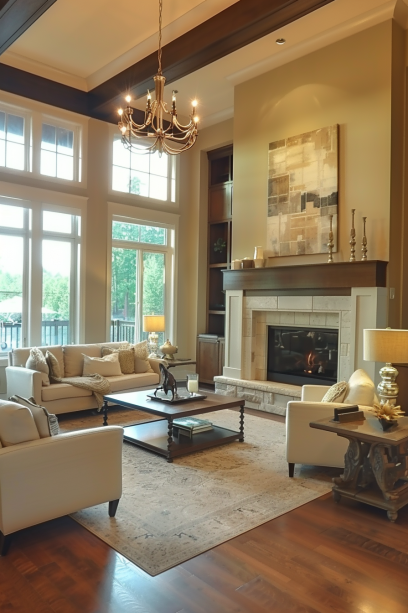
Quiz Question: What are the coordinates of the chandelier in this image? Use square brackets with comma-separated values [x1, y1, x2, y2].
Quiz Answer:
[118, 0, 199, 156]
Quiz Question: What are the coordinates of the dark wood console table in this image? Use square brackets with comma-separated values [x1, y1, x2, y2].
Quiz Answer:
[310, 415, 408, 521]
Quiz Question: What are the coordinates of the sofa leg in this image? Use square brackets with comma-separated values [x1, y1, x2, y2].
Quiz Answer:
[109, 499, 120, 517]
[0, 531, 11, 556]
[288, 463, 295, 478]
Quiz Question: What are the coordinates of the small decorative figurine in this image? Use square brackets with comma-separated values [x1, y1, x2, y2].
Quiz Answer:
[361, 216, 368, 261]
[327, 214, 334, 263]
[154, 363, 178, 401]
[349, 209, 356, 262]
[371, 400, 404, 431]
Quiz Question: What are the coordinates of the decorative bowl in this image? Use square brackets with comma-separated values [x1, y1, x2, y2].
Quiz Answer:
[160, 339, 178, 360]
[379, 418, 398, 431]
[241, 259, 254, 268]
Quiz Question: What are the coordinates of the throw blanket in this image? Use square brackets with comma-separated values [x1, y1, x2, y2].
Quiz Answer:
[55, 374, 111, 410]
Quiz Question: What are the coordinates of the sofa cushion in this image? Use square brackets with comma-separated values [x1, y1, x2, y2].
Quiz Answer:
[101, 346, 135, 374]
[11, 345, 64, 377]
[82, 352, 122, 377]
[9, 395, 59, 437]
[63, 344, 101, 377]
[107, 372, 159, 392]
[42, 383, 93, 402]
[26, 347, 50, 386]
[131, 340, 154, 373]
[344, 369, 375, 406]
[46, 350, 63, 381]
[0, 400, 40, 447]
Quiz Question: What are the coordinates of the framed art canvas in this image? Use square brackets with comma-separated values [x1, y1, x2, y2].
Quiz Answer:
[267, 125, 338, 257]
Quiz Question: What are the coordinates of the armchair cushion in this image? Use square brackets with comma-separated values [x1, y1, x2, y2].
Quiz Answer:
[343, 369, 375, 406]
[0, 401, 40, 447]
[321, 380, 348, 403]
[9, 395, 59, 437]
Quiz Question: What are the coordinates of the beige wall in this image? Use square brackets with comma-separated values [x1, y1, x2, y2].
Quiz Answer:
[233, 22, 392, 268]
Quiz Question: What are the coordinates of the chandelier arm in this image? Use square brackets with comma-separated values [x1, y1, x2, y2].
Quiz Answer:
[172, 119, 195, 132]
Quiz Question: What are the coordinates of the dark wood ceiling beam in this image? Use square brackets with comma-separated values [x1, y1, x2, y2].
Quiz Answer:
[89, 0, 334, 121]
[0, 0, 58, 54]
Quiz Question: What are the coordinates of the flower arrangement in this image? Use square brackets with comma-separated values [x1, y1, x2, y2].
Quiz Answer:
[371, 401, 404, 421]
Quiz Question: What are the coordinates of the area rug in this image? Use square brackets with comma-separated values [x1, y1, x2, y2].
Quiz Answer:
[71, 410, 333, 576]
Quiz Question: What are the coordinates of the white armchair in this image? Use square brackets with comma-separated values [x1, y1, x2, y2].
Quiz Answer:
[0, 401, 123, 555]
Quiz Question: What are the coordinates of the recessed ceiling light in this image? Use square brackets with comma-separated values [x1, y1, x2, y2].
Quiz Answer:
[276, 38, 286, 45]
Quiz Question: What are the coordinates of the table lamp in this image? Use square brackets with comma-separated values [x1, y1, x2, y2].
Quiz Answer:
[143, 315, 165, 358]
[363, 328, 408, 405]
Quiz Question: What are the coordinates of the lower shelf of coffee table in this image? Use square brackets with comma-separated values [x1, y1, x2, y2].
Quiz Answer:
[123, 419, 242, 460]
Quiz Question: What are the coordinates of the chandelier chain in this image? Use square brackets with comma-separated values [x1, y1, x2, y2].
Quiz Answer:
[158, 0, 162, 75]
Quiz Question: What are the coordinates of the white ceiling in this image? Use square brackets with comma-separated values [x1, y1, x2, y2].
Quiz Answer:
[0, 0, 405, 127]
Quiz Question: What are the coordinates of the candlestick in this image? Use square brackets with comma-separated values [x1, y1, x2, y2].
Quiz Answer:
[361, 216, 367, 261]
[327, 214, 334, 263]
[349, 209, 356, 262]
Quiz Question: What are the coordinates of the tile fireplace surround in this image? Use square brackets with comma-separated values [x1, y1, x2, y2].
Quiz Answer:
[214, 262, 388, 416]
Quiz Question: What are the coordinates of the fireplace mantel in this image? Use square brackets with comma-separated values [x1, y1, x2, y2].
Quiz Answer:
[223, 260, 387, 293]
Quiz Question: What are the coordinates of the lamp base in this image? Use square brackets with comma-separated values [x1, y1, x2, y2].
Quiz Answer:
[377, 363, 399, 405]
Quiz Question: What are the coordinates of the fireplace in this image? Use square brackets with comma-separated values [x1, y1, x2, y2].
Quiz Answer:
[267, 326, 339, 386]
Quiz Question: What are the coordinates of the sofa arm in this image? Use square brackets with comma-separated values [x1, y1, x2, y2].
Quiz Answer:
[301, 385, 330, 402]
[6, 366, 43, 404]
[148, 357, 167, 375]
[0, 426, 123, 535]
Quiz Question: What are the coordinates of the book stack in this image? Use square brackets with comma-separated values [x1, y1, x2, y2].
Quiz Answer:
[173, 417, 213, 439]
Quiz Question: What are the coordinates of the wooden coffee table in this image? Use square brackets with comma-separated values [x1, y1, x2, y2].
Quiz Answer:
[102, 390, 245, 462]
[310, 414, 408, 521]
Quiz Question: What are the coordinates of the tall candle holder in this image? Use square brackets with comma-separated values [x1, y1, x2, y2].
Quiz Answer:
[327, 214, 334, 263]
[349, 209, 356, 262]
[361, 216, 368, 261]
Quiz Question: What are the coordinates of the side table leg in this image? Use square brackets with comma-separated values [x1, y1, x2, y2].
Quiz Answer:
[103, 400, 108, 426]
[239, 405, 245, 442]
[167, 418, 174, 462]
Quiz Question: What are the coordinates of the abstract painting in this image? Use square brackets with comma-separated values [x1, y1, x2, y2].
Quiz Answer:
[267, 125, 338, 257]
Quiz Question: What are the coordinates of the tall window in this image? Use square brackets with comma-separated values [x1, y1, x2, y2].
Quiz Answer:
[112, 135, 176, 202]
[41, 124, 74, 180]
[0, 110, 26, 171]
[0, 201, 81, 353]
[110, 219, 173, 345]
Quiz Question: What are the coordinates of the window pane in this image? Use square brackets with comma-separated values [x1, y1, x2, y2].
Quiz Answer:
[41, 124, 56, 152]
[150, 151, 168, 177]
[112, 221, 140, 242]
[139, 225, 166, 245]
[0, 112, 5, 139]
[113, 136, 130, 168]
[6, 142, 25, 170]
[149, 174, 167, 201]
[43, 211, 72, 233]
[130, 170, 148, 197]
[42, 241, 71, 346]
[57, 127, 73, 155]
[41, 149, 56, 176]
[142, 252, 165, 346]
[0, 140, 5, 167]
[57, 154, 74, 180]
[111, 247, 137, 344]
[0, 235, 24, 350]
[0, 204, 24, 228]
[130, 151, 149, 173]
[7, 115, 24, 144]
[112, 165, 130, 193]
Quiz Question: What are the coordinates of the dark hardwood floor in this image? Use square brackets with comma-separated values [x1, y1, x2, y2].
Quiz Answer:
[1, 406, 408, 612]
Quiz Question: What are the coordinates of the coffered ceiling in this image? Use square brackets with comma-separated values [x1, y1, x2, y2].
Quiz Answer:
[0, 0, 405, 127]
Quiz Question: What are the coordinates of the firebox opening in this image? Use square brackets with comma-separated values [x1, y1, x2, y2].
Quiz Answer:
[267, 326, 339, 386]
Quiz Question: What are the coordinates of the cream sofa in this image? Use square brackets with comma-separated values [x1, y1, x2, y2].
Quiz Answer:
[0, 398, 123, 555]
[6, 342, 161, 415]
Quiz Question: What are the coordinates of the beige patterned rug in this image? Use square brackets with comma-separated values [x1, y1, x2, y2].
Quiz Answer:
[70, 410, 334, 576]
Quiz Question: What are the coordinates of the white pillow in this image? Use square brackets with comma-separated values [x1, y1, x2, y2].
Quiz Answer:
[321, 381, 348, 403]
[82, 352, 122, 377]
[26, 347, 50, 386]
[344, 369, 375, 407]
[0, 401, 40, 447]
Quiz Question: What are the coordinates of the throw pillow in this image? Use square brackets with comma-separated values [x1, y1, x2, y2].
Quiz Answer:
[9, 395, 59, 437]
[25, 347, 50, 386]
[132, 340, 154, 374]
[321, 381, 348, 403]
[46, 350, 62, 381]
[343, 369, 375, 407]
[0, 400, 40, 447]
[101, 346, 135, 374]
[82, 352, 122, 377]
